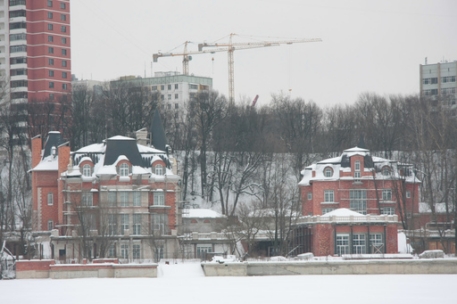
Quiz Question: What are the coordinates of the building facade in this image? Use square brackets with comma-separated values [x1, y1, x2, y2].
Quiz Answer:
[30, 131, 182, 262]
[293, 147, 422, 256]
[0, 0, 71, 103]
[420, 60, 457, 106]
[110, 71, 212, 113]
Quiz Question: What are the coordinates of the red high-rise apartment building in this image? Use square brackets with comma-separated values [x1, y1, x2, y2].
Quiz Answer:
[1, 0, 71, 103]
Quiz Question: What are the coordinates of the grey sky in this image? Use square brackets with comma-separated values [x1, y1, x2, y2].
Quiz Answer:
[72, 0, 456, 107]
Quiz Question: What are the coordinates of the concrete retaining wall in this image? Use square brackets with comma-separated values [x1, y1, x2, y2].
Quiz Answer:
[16, 260, 157, 279]
[202, 259, 457, 276]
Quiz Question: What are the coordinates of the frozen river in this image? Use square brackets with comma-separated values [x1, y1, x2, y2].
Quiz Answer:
[1, 261, 455, 304]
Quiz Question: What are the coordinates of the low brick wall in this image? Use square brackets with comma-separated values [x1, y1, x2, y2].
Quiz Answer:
[16, 260, 55, 279]
[202, 259, 457, 276]
[16, 260, 157, 279]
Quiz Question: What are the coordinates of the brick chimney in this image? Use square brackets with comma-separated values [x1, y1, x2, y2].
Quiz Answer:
[31, 135, 42, 168]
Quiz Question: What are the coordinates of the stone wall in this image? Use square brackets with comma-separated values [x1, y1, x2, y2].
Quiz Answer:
[202, 259, 457, 276]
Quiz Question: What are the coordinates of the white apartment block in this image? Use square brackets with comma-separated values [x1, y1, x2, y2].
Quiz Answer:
[110, 71, 213, 112]
[420, 60, 457, 106]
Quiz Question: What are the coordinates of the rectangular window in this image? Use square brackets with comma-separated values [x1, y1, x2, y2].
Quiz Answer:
[152, 213, 168, 235]
[336, 234, 349, 256]
[196, 245, 212, 259]
[119, 191, 129, 207]
[189, 84, 198, 90]
[349, 190, 367, 214]
[175, 84, 178, 89]
[160, 85, 164, 90]
[133, 191, 141, 207]
[10, 45, 26, 53]
[62, 83, 68, 90]
[48, 0, 53, 7]
[61, 37, 67, 44]
[153, 192, 164, 206]
[62, 49, 67, 56]
[49, 70, 54, 77]
[120, 244, 128, 259]
[48, 12, 53, 19]
[108, 214, 117, 235]
[382, 189, 392, 201]
[120, 214, 129, 234]
[48, 35, 53, 42]
[355, 161, 360, 171]
[108, 191, 116, 207]
[307, 192, 312, 200]
[324, 190, 334, 202]
[62, 71, 67, 78]
[47, 193, 54, 205]
[370, 233, 384, 254]
[175, 93, 178, 99]
[48, 47, 54, 54]
[61, 14, 66, 21]
[168, 84, 171, 90]
[352, 234, 366, 254]
[108, 244, 115, 257]
[48, 24, 53, 30]
[380, 207, 395, 215]
[49, 82, 54, 89]
[10, 33, 27, 41]
[406, 191, 411, 198]
[60, 2, 66, 9]
[175, 103, 179, 109]
[133, 244, 140, 259]
[82, 192, 93, 206]
[133, 214, 141, 235]
[62, 60, 67, 67]
[167, 94, 171, 100]
[61, 26, 66, 32]
[48, 220, 53, 231]
[322, 208, 334, 214]
[49, 58, 54, 65]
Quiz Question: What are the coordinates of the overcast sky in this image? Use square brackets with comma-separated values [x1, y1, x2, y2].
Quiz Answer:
[71, 0, 457, 107]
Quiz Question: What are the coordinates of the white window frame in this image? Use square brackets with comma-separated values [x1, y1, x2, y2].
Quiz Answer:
[155, 164, 164, 175]
[381, 207, 395, 215]
[336, 234, 349, 256]
[154, 191, 165, 206]
[324, 190, 334, 202]
[82, 192, 93, 206]
[82, 164, 91, 177]
[119, 163, 129, 176]
[322, 208, 334, 214]
[120, 244, 129, 259]
[350, 189, 367, 214]
[133, 214, 142, 235]
[324, 167, 333, 177]
[133, 191, 141, 207]
[108, 214, 117, 235]
[307, 192, 312, 200]
[382, 189, 392, 201]
[355, 161, 360, 171]
[352, 234, 366, 254]
[120, 214, 129, 234]
[406, 191, 411, 198]
[48, 220, 53, 231]
[119, 191, 129, 207]
[133, 244, 141, 259]
[47, 192, 54, 205]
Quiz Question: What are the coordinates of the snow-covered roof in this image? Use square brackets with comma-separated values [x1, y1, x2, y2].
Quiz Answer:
[31, 155, 58, 171]
[320, 208, 364, 218]
[298, 147, 418, 186]
[182, 209, 226, 218]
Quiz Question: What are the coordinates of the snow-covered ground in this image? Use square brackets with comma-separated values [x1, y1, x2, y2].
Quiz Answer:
[1, 261, 455, 304]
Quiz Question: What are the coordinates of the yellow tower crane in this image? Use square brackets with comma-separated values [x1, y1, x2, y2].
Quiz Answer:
[153, 35, 322, 102]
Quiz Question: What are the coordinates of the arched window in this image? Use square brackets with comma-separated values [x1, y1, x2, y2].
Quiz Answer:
[155, 164, 164, 175]
[324, 167, 333, 177]
[82, 164, 92, 177]
[119, 163, 129, 176]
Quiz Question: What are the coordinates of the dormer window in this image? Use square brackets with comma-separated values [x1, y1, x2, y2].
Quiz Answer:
[155, 164, 164, 175]
[324, 167, 333, 178]
[119, 163, 129, 176]
[382, 166, 391, 176]
[355, 161, 360, 171]
[82, 164, 92, 177]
